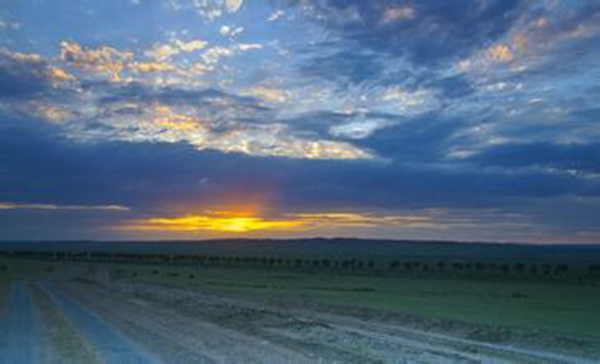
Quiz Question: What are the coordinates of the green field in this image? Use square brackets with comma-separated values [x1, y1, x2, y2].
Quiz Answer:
[109, 264, 600, 339]
[3, 257, 600, 344]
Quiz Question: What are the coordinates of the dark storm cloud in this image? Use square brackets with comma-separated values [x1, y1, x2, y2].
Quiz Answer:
[289, 0, 523, 64]
[468, 142, 600, 174]
[275, 159, 586, 212]
[0, 208, 133, 241]
[1, 111, 598, 240]
[0, 118, 591, 215]
[0, 122, 206, 208]
[354, 113, 461, 163]
[300, 49, 383, 86]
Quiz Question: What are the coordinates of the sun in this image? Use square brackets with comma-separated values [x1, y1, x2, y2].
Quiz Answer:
[119, 212, 304, 233]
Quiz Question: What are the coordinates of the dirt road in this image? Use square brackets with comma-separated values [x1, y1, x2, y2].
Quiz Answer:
[0, 276, 598, 363]
[0, 281, 45, 364]
[55, 277, 600, 363]
[41, 282, 160, 364]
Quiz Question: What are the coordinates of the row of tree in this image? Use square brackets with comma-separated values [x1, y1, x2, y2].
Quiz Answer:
[2, 250, 599, 280]
[389, 260, 572, 276]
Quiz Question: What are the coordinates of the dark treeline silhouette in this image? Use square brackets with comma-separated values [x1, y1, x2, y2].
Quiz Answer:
[387, 259, 587, 280]
[2, 249, 600, 283]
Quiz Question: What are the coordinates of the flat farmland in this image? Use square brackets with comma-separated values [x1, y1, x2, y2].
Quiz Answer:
[1, 258, 600, 363]
[114, 264, 600, 337]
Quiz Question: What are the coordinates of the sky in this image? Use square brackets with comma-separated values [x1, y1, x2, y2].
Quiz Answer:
[0, 0, 599, 242]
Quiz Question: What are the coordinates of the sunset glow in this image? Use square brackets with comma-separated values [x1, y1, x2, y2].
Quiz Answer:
[118, 210, 439, 234]
[120, 213, 304, 233]
[1, 0, 599, 242]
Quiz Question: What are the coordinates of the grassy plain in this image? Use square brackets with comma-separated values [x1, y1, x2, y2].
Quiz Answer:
[110, 264, 600, 339]
[3, 255, 598, 362]
[3, 257, 600, 342]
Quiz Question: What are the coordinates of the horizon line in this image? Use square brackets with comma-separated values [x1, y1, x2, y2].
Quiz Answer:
[1, 236, 599, 247]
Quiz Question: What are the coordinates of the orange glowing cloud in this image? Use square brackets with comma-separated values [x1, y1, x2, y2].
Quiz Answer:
[117, 210, 436, 234]
[487, 44, 514, 63]
[119, 212, 303, 233]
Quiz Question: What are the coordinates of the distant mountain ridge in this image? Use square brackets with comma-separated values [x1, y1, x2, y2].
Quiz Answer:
[1, 238, 599, 264]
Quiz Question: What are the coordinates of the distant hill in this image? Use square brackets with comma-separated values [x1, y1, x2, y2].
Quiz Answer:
[1, 238, 600, 264]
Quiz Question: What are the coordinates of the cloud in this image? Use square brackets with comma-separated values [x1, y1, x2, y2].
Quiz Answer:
[42, 82, 374, 160]
[204, 128, 373, 160]
[456, 3, 600, 80]
[25, 102, 73, 123]
[146, 39, 208, 61]
[1, 122, 598, 240]
[380, 86, 441, 116]
[0, 202, 129, 211]
[118, 211, 302, 233]
[236, 43, 262, 51]
[240, 86, 290, 104]
[60, 41, 183, 83]
[47, 67, 77, 83]
[267, 10, 285, 22]
[0, 50, 72, 98]
[0, 16, 20, 30]
[2, 0, 600, 240]
[381, 6, 416, 23]
[467, 142, 600, 175]
[117, 210, 436, 234]
[487, 44, 514, 63]
[201, 46, 235, 65]
[219, 25, 244, 37]
[60, 41, 133, 82]
[168, 0, 244, 20]
[289, 212, 435, 229]
[128, 61, 175, 73]
[301, 50, 383, 86]
[329, 115, 395, 140]
[289, 0, 523, 64]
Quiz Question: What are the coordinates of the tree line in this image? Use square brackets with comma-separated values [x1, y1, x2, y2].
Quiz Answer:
[2, 250, 599, 281]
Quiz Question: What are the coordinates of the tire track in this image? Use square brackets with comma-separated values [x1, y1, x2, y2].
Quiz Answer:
[40, 282, 161, 364]
[0, 281, 45, 364]
[61, 279, 313, 364]
[30, 284, 103, 364]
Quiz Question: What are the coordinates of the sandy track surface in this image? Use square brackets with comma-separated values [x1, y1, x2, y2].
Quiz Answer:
[59, 277, 599, 363]
[40, 282, 160, 364]
[58, 279, 314, 363]
[30, 283, 103, 364]
[0, 281, 45, 364]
